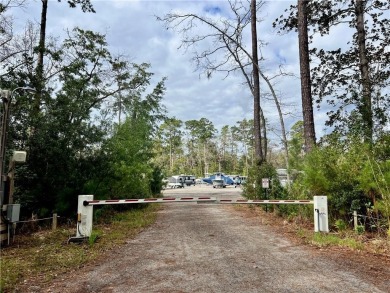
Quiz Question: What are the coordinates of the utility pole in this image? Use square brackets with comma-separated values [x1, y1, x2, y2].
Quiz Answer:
[0, 87, 35, 206]
[0, 90, 11, 207]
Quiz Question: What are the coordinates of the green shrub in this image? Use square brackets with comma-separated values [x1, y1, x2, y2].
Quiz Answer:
[88, 231, 101, 246]
[355, 225, 365, 234]
[334, 219, 347, 231]
[242, 162, 284, 200]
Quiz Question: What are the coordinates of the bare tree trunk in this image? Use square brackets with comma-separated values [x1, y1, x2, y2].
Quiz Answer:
[203, 143, 207, 176]
[260, 72, 290, 185]
[251, 0, 264, 165]
[169, 139, 173, 172]
[355, 0, 372, 143]
[118, 93, 122, 125]
[297, 0, 316, 153]
[244, 142, 248, 176]
[260, 107, 267, 160]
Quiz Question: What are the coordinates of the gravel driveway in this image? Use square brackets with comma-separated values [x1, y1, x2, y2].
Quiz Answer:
[41, 185, 385, 293]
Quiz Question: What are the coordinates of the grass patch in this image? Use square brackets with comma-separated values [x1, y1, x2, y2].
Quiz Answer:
[312, 233, 342, 247]
[0, 204, 159, 292]
[295, 230, 364, 250]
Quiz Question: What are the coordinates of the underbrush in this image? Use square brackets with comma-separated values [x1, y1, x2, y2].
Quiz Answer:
[296, 228, 390, 255]
[273, 205, 390, 254]
[0, 204, 160, 292]
[234, 204, 390, 256]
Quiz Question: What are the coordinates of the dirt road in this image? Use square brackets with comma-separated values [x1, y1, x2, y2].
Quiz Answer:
[38, 185, 386, 292]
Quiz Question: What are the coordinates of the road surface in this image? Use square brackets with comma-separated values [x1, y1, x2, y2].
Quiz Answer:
[33, 185, 387, 292]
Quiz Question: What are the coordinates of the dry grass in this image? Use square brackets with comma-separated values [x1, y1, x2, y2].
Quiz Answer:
[232, 204, 390, 256]
[0, 204, 160, 292]
[2, 203, 389, 292]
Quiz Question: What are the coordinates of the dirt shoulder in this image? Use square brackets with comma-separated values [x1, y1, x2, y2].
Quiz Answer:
[229, 204, 390, 292]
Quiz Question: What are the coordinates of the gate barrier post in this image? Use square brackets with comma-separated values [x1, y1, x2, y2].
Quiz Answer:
[72, 195, 329, 239]
[313, 196, 329, 232]
[76, 194, 93, 238]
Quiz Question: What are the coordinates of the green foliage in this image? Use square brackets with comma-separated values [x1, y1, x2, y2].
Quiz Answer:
[105, 107, 165, 199]
[274, 1, 390, 140]
[3, 28, 167, 219]
[288, 121, 305, 170]
[334, 219, 347, 231]
[59, 0, 95, 13]
[242, 162, 285, 201]
[355, 225, 365, 235]
[88, 231, 101, 246]
[288, 132, 390, 233]
[358, 152, 390, 225]
[150, 165, 164, 195]
[153, 117, 256, 178]
[310, 233, 364, 250]
[0, 205, 158, 291]
[157, 117, 183, 173]
[295, 138, 368, 220]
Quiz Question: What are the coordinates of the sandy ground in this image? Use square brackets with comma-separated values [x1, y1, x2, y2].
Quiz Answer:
[24, 185, 389, 292]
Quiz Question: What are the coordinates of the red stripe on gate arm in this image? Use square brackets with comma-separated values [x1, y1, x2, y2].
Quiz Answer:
[284, 200, 295, 202]
[253, 200, 264, 202]
[144, 198, 158, 201]
[106, 200, 120, 203]
[180, 197, 194, 200]
[198, 197, 211, 200]
[269, 200, 280, 202]
[89, 200, 101, 204]
[124, 199, 139, 202]
[299, 200, 311, 203]
[220, 199, 232, 202]
[236, 200, 248, 202]
[162, 198, 176, 201]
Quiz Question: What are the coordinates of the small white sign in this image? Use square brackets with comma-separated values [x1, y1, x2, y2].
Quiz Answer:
[13, 151, 27, 162]
[262, 178, 270, 189]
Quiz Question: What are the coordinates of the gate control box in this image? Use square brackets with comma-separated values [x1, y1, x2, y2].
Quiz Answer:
[313, 196, 329, 232]
[7, 204, 20, 222]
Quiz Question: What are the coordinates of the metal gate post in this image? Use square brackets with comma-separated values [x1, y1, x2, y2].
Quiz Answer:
[76, 195, 94, 238]
[313, 196, 329, 232]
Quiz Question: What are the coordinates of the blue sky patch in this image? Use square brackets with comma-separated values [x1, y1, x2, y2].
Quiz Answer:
[204, 5, 222, 15]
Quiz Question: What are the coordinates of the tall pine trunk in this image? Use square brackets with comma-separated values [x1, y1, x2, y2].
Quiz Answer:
[251, 0, 264, 165]
[297, 0, 316, 153]
[355, 0, 372, 143]
[34, 0, 48, 116]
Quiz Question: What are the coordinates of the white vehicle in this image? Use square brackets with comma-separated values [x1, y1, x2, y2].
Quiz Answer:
[212, 173, 226, 188]
[166, 176, 184, 188]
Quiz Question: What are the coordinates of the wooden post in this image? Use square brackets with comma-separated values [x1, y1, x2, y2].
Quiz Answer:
[0, 215, 7, 244]
[8, 160, 15, 204]
[52, 213, 57, 230]
[353, 210, 358, 230]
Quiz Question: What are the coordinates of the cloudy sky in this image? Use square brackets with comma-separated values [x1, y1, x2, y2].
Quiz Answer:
[14, 0, 342, 143]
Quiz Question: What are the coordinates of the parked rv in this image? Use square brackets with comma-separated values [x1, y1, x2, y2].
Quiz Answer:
[181, 175, 196, 186]
[165, 174, 196, 188]
[166, 176, 184, 188]
[202, 173, 234, 187]
[227, 175, 247, 188]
